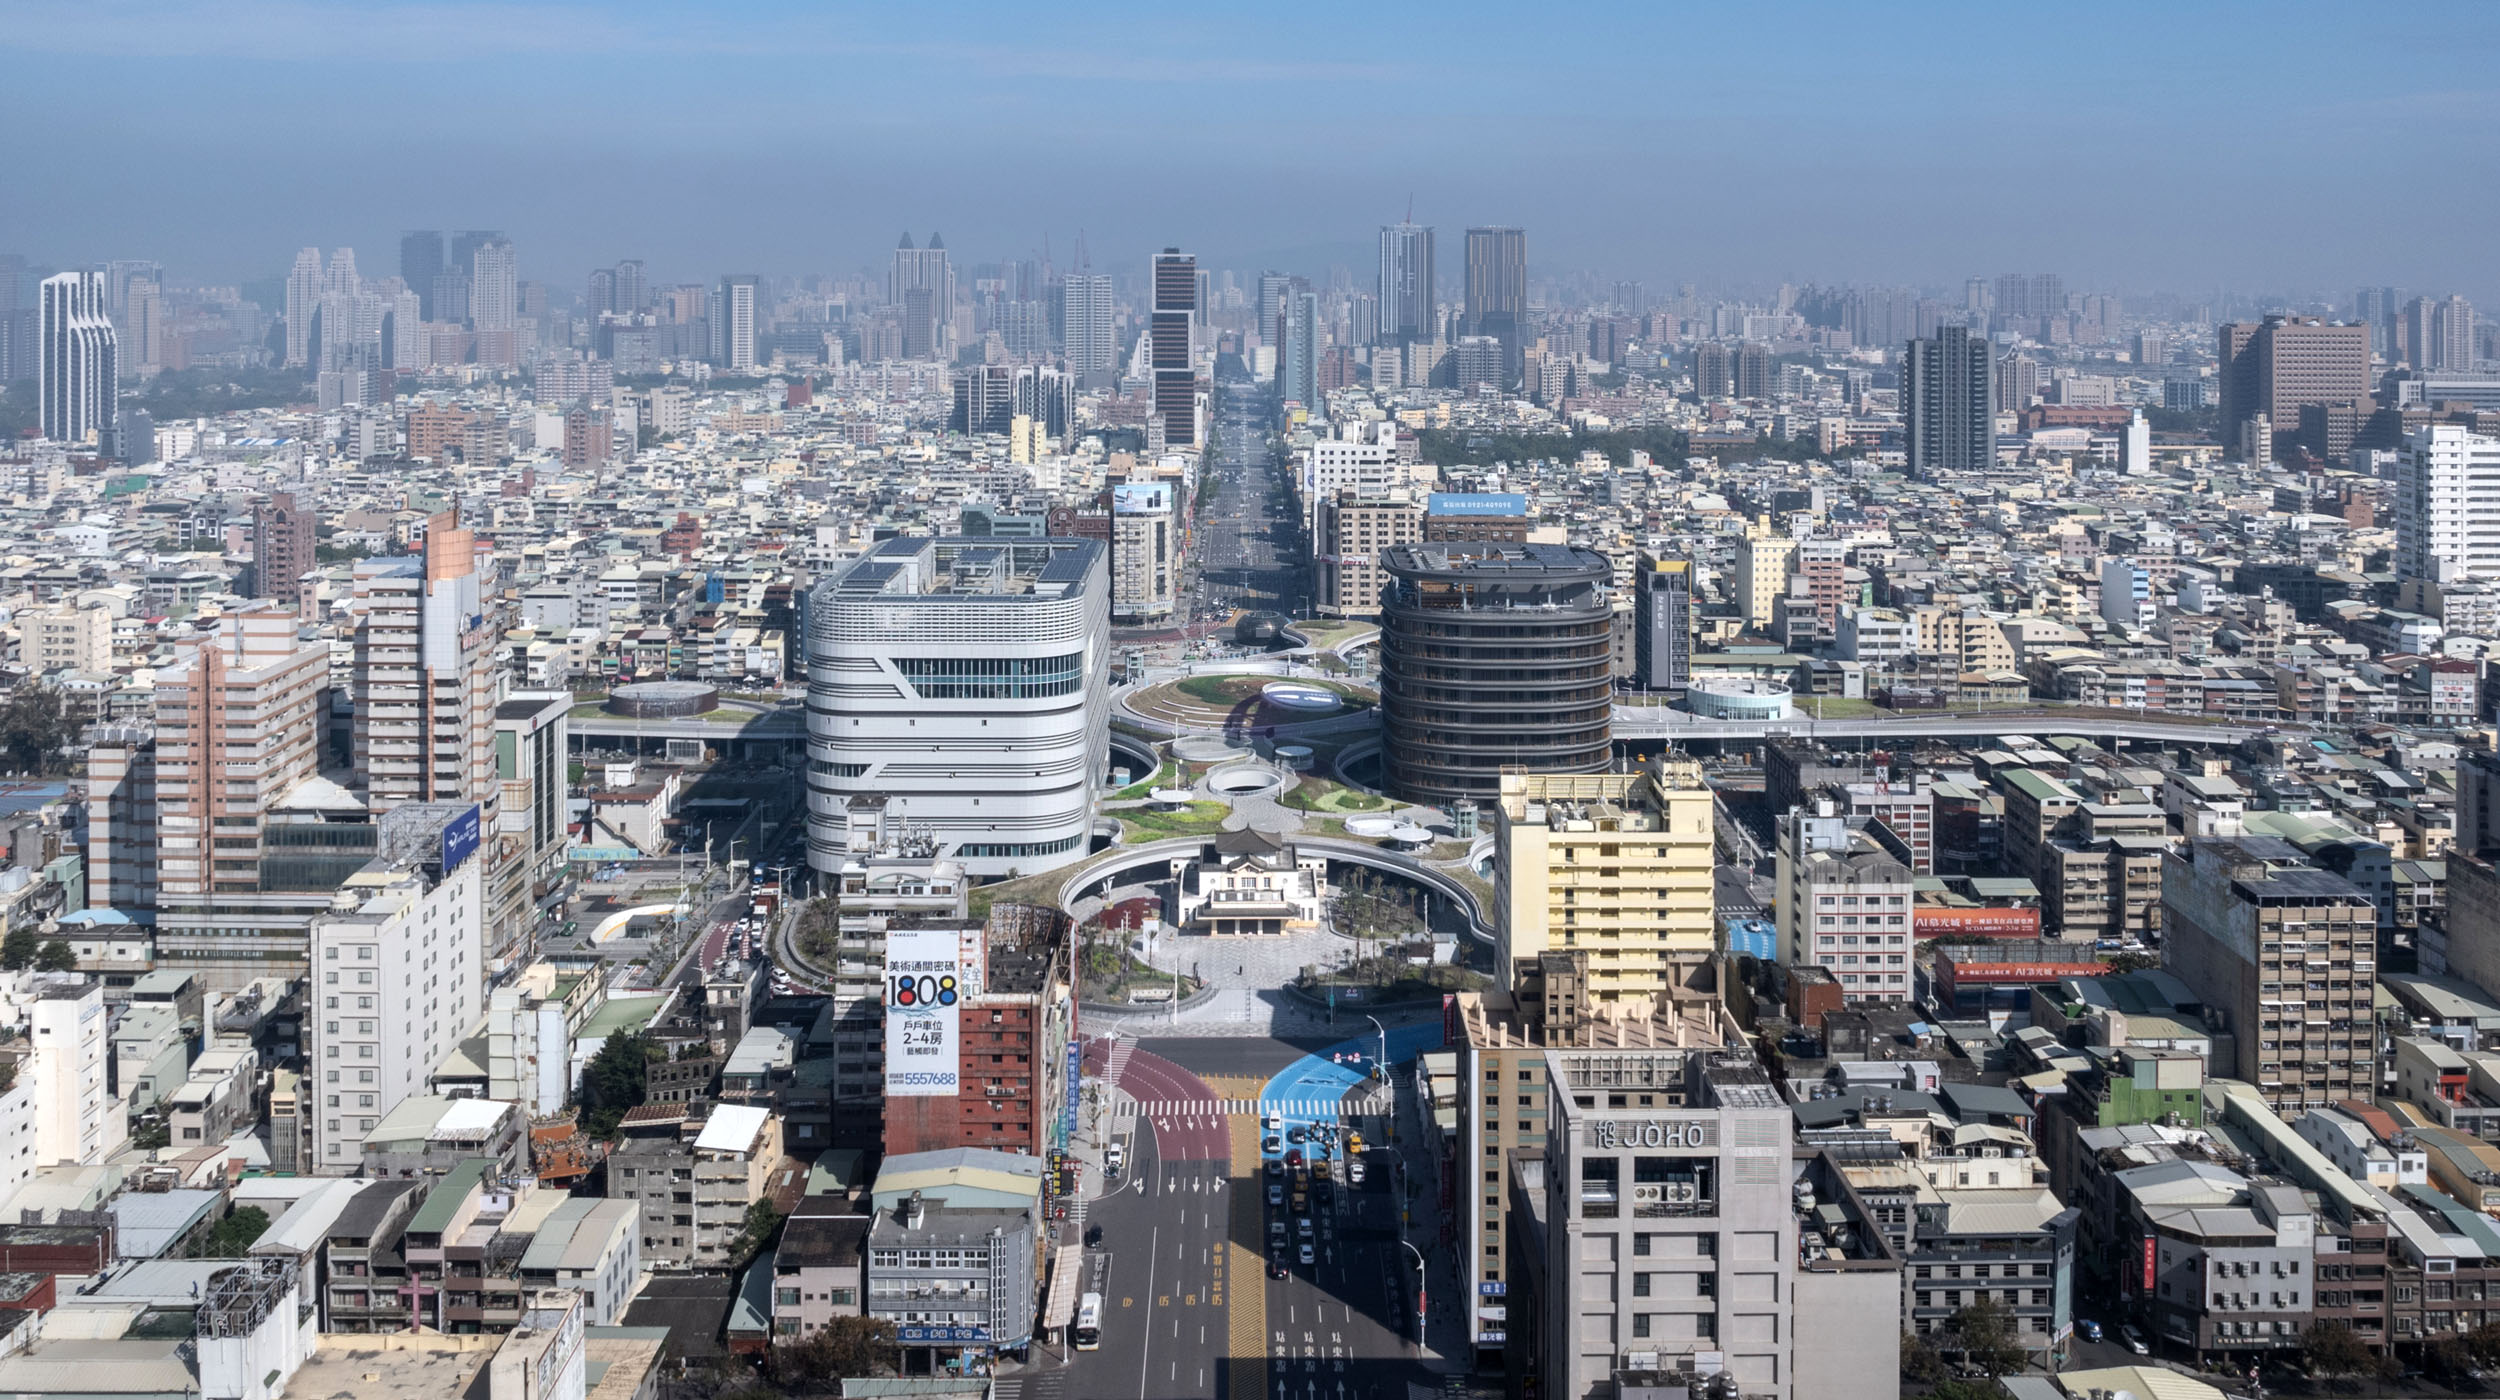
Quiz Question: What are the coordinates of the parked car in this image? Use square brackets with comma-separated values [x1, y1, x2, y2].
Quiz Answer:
[2120, 1325, 2149, 1355]
[2076, 1319, 2102, 1343]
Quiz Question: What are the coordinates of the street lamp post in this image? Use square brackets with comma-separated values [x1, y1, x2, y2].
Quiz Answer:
[1363, 1014, 1388, 1084]
[1398, 1238, 1428, 1337]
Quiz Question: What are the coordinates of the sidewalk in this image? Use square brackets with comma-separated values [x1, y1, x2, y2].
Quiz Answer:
[1387, 1060, 1471, 1375]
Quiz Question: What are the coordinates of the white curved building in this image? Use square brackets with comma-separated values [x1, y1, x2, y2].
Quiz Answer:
[806, 537, 1109, 881]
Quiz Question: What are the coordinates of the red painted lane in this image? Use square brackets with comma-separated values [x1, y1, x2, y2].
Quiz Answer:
[1093, 1038, 1230, 1166]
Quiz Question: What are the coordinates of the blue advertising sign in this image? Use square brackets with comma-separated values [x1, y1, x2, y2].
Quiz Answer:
[440, 804, 482, 874]
[896, 1325, 991, 1344]
[1426, 492, 1527, 517]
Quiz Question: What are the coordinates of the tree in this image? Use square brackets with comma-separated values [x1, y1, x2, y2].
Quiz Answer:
[772, 1316, 900, 1388]
[0, 929, 35, 971]
[1941, 1297, 2029, 1378]
[2102, 951, 2160, 975]
[33, 940, 73, 973]
[1901, 1330, 1947, 1383]
[724, 1200, 784, 1270]
[189, 1205, 270, 1258]
[0, 686, 74, 775]
[2303, 1318, 2376, 1378]
[581, 1031, 652, 1138]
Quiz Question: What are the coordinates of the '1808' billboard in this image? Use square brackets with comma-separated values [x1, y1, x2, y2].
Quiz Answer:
[883, 928, 964, 1097]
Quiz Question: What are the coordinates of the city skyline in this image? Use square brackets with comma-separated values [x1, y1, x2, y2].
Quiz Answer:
[5, 2, 2499, 294]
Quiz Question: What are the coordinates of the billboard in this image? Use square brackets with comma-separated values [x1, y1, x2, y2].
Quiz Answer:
[1913, 905, 2041, 940]
[1426, 492, 1527, 517]
[884, 928, 965, 1097]
[1112, 481, 1173, 514]
[440, 804, 482, 874]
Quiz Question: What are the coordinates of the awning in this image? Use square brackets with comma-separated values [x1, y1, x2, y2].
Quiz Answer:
[1042, 1244, 1083, 1329]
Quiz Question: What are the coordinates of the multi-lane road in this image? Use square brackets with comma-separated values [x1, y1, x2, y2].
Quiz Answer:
[1187, 367, 1304, 623]
[1036, 1034, 1433, 1400]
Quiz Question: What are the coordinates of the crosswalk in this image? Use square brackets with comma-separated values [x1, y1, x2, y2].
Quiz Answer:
[992, 1374, 1066, 1400]
[1121, 1097, 1345, 1118]
[1102, 1036, 1136, 1086]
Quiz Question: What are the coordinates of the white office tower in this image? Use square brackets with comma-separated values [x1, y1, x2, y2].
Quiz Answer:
[284, 247, 322, 366]
[1063, 274, 1115, 390]
[470, 237, 516, 330]
[805, 537, 1109, 880]
[29, 978, 128, 1165]
[351, 511, 502, 826]
[717, 274, 759, 372]
[2120, 407, 2152, 475]
[38, 271, 118, 454]
[306, 803, 486, 1172]
[1541, 1050, 1798, 1400]
[2399, 424, 2500, 584]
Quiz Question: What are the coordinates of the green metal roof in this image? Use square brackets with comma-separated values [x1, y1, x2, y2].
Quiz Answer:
[404, 1159, 491, 1235]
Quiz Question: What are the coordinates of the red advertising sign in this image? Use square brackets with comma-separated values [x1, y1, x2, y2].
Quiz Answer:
[1914, 905, 2043, 940]
[2142, 1237, 2157, 1292]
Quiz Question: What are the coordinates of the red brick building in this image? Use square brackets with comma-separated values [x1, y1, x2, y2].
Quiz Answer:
[880, 906, 1076, 1160]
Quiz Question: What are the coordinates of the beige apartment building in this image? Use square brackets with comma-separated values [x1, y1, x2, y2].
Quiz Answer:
[1493, 766, 1715, 1013]
[1314, 490, 1422, 617]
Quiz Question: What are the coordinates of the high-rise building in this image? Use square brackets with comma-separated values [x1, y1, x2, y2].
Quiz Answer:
[1313, 490, 1423, 617]
[1149, 248, 1197, 445]
[1901, 325, 1994, 477]
[804, 537, 1109, 881]
[1061, 274, 1114, 390]
[1491, 768, 1715, 1010]
[715, 274, 759, 372]
[2355, 285, 2399, 357]
[2432, 294, 2477, 373]
[469, 236, 518, 366]
[351, 511, 502, 828]
[1732, 530, 1795, 631]
[1377, 221, 1435, 345]
[1255, 271, 1293, 348]
[1011, 364, 1072, 447]
[890, 232, 954, 358]
[284, 248, 323, 368]
[1775, 801, 1916, 1003]
[1448, 970, 1748, 1364]
[2216, 314, 2369, 457]
[1378, 542, 1614, 804]
[951, 364, 1015, 436]
[1279, 290, 1319, 412]
[1732, 341, 1772, 400]
[1693, 342, 1731, 398]
[1463, 225, 1526, 382]
[1631, 552, 1692, 694]
[123, 275, 162, 375]
[252, 491, 318, 614]
[2397, 424, 2500, 584]
[448, 229, 503, 284]
[491, 692, 571, 967]
[1451, 335, 1504, 392]
[143, 603, 340, 989]
[1110, 481, 1178, 624]
[1534, 1049, 1806, 1400]
[2163, 836, 2378, 1113]
[1994, 350, 2039, 411]
[304, 808, 487, 1172]
[401, 231, 445, 320]
[37, 271, 117, 454]
[1991, 271, 2064, 330]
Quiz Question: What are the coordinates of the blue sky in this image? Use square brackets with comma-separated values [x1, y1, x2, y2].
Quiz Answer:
[5, 0, 2496, 298]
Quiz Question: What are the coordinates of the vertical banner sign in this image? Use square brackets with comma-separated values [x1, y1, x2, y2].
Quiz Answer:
[884, 928, 963, 1097]
[2142, 1237, 2157, 1292]
[1064, 1040, 1082, 1141]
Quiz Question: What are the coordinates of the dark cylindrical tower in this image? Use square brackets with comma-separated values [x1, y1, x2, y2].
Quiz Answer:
[1378, 542, 1615, 805]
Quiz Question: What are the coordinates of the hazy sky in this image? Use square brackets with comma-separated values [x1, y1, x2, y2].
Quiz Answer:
[6, 0, 2497, 299]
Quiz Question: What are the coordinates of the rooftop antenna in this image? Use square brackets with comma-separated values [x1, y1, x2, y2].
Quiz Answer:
[1404, 194, 1414, 224]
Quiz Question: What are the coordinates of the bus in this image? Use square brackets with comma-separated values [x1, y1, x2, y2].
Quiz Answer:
[1073, 1292, 1103, 1351]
